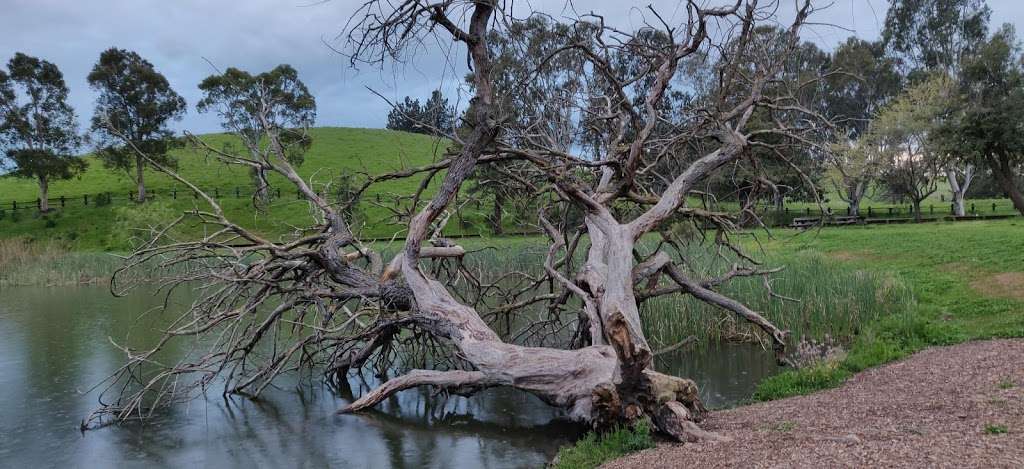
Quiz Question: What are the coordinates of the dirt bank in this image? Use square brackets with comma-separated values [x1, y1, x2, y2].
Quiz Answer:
[606, 339, 1024, 468]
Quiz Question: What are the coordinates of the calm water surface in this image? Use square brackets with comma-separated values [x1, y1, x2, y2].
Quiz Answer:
[0, 285, 778, 468]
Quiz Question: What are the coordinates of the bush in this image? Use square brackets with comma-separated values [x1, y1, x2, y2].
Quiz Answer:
[753, 362, 851, 402]
[553, 418, 654, 469]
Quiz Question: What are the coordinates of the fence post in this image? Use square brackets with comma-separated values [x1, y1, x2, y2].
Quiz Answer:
[37, 198, 41, 210]
[930, 205, 933, 214]
[236, 187, 240, 198]
[172, 189, 176, 199]
[846, 206, 850, 215]
[993, 202, 997, 212]
[971, 203, 976, 214]
[868, 206, 872, 217]
[888, 207, 893, 215]
[805, 207, 810, 215]
[84, 194, 88, 206]
[214, 188, 219, 198]
[12, 200, 16, 211]
[60, 196, 65, 207]
[276, 188, 281, 198]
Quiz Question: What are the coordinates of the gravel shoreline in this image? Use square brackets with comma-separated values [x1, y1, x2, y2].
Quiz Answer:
[605, 339, 1024, 468]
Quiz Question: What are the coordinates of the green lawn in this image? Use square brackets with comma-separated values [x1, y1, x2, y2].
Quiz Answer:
[0, 128, 505, 250]
[754, 219, 1024, 400]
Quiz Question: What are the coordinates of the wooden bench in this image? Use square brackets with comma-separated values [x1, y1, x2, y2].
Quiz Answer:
[790, 217, 821, 228]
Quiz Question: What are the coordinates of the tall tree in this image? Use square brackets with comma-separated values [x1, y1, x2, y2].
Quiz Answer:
[0, 53, 85, 212]
[197, 64, 316, 206]
[936, 25, 1024, 215]
[882, 0, 991, 74]
[88, 48, 185, 202]
[824, 38, 902, 216]
[872, 75, 951, 221]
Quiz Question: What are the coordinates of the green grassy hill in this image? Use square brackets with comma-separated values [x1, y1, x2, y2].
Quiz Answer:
[0, 127, 497, 250]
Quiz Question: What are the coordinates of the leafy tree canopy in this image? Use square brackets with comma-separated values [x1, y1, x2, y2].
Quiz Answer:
[385, 90, 454, 136]
[882, 0, 991, 73]
[0, 53, 85, 187]
[88, 47, 186, 171]
[197, 64, 316, 166]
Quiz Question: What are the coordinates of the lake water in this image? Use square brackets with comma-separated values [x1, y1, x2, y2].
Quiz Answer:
[0, 285, 778, 468]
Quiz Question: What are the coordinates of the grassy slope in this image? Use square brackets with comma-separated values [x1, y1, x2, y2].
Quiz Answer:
[0, 128, 504, 250]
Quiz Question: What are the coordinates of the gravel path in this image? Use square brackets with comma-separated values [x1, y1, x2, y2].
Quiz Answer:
[605, 339, 1024, 469]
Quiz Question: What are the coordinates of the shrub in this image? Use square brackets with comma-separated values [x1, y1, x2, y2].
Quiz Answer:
[753, 362, 851, 402]
[552, 418, 654, 469]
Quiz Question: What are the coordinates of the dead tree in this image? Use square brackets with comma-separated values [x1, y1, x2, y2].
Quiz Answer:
[85, 0, 825, 442]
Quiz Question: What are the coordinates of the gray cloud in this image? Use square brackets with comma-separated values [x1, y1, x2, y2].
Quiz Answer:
[3, 0, 1023, 134]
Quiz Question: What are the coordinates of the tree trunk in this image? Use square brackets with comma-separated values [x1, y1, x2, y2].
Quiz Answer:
[136, 156, 147, 203]
[946, 166, 973, 217]
[912, 199, 923, 222]
[38, 176, 49, 213]
[848, 180, 866, 217]
[491, 191, 504, 235]
[252, 167, 271, 208]
[992, 158, 1024, 216]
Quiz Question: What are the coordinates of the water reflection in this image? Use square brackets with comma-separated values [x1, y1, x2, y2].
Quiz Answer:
[0, 285, 778, 467]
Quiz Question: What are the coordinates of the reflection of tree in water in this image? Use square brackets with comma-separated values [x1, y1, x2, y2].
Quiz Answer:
[0, 286, 580, 468]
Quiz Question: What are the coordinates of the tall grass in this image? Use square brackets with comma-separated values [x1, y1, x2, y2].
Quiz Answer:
[0, 238, 123, 287]
[641, 252, 915, 348]
[443, 238, 915, 349]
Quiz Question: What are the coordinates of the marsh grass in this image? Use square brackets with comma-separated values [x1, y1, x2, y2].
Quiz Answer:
[642, 252, 915, 349]
[0, 238, 123, 287]
[443, 238, 914, 349]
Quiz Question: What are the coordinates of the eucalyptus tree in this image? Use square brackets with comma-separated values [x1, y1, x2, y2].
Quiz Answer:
[872, 75, 952, 221]
[89, 0, 826, 443]
[88, 48, 186, 203]
[0, 53, 85, 212]
[936, 25, 1024, 215]
[883, 0, 993, 213]
[882, 0, 991, 75]
[196, 64, 316, 206]
[822, 38, 903, 216]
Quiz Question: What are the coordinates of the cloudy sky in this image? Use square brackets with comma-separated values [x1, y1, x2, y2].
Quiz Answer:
[3, 0, 1023, 134]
